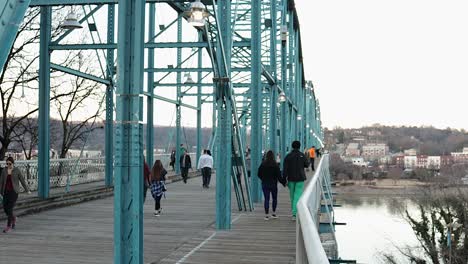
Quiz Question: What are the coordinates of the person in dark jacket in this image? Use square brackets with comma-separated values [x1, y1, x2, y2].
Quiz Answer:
[258, 150, 285, 220]
[180, 150, 192, 183]
[283, 141, 309, 221]
[0, 157, 30, 233]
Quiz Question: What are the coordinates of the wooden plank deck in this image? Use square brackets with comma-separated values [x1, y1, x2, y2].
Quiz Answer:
[0, 172, 302, 264]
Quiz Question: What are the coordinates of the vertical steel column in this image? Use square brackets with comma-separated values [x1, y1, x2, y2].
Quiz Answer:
[251, 0, 263, 202]
[280, 1, 288, 168]
[114, 0, 145, 262]
[105, 4, 115, 188]
[288, 13, 296, 142]
[196, 32, 203, 163]
[269, 0, 278, 155]
[215, 0, 232, 229]
[146, 3, 155, 167]
[38, 6, 51, 199]
[175, 17, 182, 174]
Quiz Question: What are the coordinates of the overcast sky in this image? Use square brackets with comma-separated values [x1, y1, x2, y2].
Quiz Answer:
[296, 0, 468, 130]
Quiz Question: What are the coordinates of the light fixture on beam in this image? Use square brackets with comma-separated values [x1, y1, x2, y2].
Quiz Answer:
[184, 73, 195, 84]
[278, 92, 286, 103]
[297, 114, 302, 121]
[188, 0, 208, 27]
[60, 10, 83, 30]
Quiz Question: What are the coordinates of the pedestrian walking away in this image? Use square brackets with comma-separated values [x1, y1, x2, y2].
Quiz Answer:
[180, 150, 192, 183]
[150, 160, 167, 216]
[283, 141, 309, 221]
[257, 150, 286, 221]
[308, 146, 316, 171]
[197, 149, 213, 188]
[0, 157, 31, 233]
[169, 150, 176, 171]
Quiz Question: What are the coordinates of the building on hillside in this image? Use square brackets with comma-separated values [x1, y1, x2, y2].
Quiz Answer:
[417, 155, 428, 168]
[345, 143, 360, 156]
[395, 155, 405, 168]
[379, 155, 392, 165]
[362, 143, 389, 159]
[440, 155, 453, 167]
[404, 156, 417, 169]
[427, 156, 441, 169]
[404, 148, 418, 156]
[451, 152, 468, 163]
[463, 147, 468, 153]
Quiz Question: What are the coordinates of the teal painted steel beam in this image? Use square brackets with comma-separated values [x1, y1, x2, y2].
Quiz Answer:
[114, 0, 145, 262]
[50, 63, 110, 85]
[214, 0, 232, 230]
[142, 92, 199, 110]
[154, 83, 252, 88]
[105, 3, 115, 188]
[250, 0, 262, 203]
[0, 0, 32, 72]
[48, 41, 250, 50]
[38, 6, 51, 199]
[146, 3, 155, 168]
[279, 1, 288, 168]
[268, 0, 278, 155]
[196, 32, 203, 164]
[145, 67, 250, 72]
[175, 16, 182, 174]
[30, 0, 187, 6]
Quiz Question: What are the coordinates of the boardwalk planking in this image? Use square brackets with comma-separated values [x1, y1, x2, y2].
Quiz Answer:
[0, 170, 308, 264]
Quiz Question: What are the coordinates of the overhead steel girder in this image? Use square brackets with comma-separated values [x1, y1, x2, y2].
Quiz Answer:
[50, 63, 110, 85]
[146, 67, 250, 73]
[48, 41, 250, 50]
[29, 0, 187, 6]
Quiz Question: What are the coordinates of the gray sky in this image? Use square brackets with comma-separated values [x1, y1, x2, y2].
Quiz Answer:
[296, 0, 468, 130]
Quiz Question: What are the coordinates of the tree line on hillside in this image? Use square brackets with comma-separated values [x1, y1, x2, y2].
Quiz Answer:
[329, 125, 468, 155]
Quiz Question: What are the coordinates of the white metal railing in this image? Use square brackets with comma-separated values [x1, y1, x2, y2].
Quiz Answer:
[0, 153, 183, 192]
[296, 154, 333, 263]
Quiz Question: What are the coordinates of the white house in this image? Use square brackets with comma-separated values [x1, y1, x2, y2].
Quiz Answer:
[404, 156, 417, 169]
[427, 156, 441, 169]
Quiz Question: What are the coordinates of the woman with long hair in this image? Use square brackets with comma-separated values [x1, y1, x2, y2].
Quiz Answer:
[257, 150, 284, 220]
[150, 160, 167, 216]
[0, 157, 30, 232]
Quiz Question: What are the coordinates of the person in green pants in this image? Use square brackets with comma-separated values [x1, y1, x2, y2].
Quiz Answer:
[283, 140, 310, 221]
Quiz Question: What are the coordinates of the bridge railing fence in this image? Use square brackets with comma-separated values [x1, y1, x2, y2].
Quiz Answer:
[0, 153, 182, 192]
[296, 154, 332, 263]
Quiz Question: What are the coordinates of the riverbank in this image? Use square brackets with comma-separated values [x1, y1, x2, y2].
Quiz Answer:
[334, 179, 427, 195]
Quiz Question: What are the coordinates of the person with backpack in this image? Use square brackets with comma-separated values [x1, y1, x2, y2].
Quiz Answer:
[150, 160, 167, 217]
[0, 157, 31, 232]
[283, 141, 310, 221]
[257, 150, 286, 220]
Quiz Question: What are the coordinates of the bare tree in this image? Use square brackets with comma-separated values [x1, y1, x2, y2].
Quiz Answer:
[0, 7, 79, 160]
[388, 167, 403, 185]
[51, 51, 105, 159]
[383, 187, 468, 263]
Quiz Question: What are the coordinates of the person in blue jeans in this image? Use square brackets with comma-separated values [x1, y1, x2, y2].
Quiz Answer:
[257, 150, 285, 220]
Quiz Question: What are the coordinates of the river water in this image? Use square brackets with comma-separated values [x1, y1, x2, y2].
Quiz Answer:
[334, 194, 423, 263]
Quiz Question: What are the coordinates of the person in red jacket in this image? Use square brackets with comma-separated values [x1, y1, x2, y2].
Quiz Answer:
[0, 157, 30, 233]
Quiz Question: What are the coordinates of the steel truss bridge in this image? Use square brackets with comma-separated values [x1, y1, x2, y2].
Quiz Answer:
[0, 0, 330, 263]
